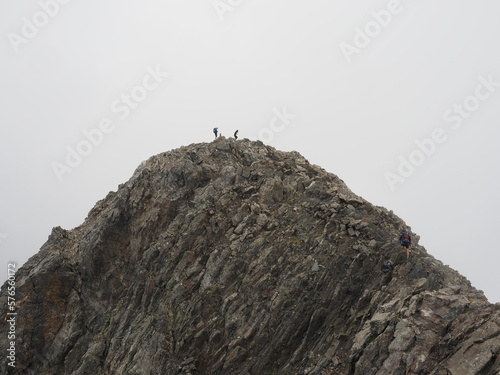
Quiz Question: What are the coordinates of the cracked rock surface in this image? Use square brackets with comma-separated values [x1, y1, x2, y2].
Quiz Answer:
[1, 138, 499, 374]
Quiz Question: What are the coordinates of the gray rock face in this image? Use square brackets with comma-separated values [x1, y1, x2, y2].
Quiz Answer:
[1, 137, 499, 375]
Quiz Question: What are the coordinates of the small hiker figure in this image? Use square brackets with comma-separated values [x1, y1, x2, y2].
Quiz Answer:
[234, 130, 239, 140]
[213, 127, 219, 138]
[399, 230, 412, 259]
[381, 259, 394, 273]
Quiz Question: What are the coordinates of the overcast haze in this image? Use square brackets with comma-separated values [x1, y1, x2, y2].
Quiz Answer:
[1, 0, 499, 302]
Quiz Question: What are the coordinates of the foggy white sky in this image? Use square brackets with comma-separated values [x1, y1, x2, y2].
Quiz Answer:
[1, 0, 499, 302]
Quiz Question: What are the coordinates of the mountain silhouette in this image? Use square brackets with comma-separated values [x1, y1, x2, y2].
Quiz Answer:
[1, 138, 499, 375]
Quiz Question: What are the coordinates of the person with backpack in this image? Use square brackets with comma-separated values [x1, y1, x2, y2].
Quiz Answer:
[213, 127, 219, 138]
[399, 230, 412, 259]
[381, 259, 394, 273]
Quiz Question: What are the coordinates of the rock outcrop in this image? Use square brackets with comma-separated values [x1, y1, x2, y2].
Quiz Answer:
[1, 138, 499, 374]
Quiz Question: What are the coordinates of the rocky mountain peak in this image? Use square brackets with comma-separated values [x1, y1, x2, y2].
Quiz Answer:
[1, 138, 499, 374]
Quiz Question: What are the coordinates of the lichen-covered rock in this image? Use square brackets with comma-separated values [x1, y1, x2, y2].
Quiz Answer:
[1, 137, 499, 375]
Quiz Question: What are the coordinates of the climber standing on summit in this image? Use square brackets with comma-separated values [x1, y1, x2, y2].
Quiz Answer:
[399, 230, 412, 259]
[213, 127, 219, 138]
[234, 130, 239, 140]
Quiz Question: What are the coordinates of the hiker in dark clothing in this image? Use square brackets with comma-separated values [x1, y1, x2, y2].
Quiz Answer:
[234, 130, 239, 140]
[381, 259, 394, 273]
[213, 127, 219, 138]
[399, 230, 412, 259]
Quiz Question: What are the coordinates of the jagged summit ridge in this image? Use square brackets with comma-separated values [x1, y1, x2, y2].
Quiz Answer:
[1, 138, 499, 375]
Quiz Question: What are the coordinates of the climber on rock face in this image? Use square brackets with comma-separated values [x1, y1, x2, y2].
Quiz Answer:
[213, 127, 219, 138]
[381, 259, 394, 273]
[234, 130, 239, 140]
[399, 230, 411, 259]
